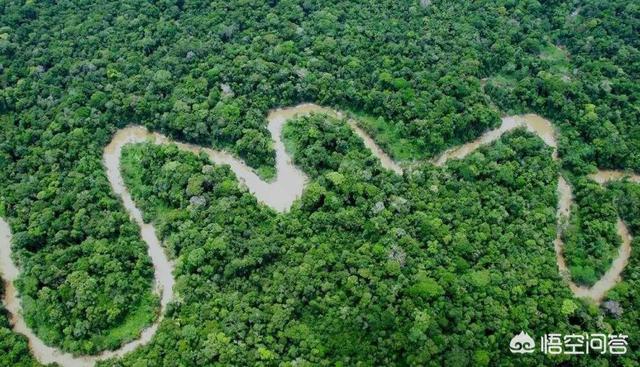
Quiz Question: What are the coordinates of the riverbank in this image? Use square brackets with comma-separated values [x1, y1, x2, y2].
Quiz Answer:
[0, 104, 636, 366]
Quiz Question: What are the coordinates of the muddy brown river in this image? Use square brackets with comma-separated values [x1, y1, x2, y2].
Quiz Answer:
[0, 104, 636, 366]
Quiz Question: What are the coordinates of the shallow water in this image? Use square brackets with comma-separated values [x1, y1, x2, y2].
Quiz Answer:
[590, 170, 640, 185]
[0, 104, 636, 366]
[432, 114, 558, 166]
[346, 119, 403, 174]
[430, 114, 633, 303]
[268, 104, 402, 175]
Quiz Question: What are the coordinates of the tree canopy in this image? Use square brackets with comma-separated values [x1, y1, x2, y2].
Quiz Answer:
[0, 0, 639, 365]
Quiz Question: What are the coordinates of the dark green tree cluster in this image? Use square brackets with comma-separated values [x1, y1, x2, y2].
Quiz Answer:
[0, 121, 158, 353]
[562, 178, 620, 285]
[485, 1, 640, 173]
[611, 181, 640, 234]
[603, 181, 640, 363]
[0, 283, 39, 367]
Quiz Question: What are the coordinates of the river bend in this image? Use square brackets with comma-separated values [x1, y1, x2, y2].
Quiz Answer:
[1, 104, 637, 366]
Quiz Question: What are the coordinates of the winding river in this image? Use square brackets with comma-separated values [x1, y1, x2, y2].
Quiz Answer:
[0, 104, 637, 366]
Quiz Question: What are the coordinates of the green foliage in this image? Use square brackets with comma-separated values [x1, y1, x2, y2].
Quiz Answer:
[347, 111, 426, 161]
[0, 0, 639, 364]
[563, 177, 620, 285]
[409, 272, 444, 300]
[0, 284, 39, 367]
[95, 120, 616, 366]
[561, 299, 578, 316]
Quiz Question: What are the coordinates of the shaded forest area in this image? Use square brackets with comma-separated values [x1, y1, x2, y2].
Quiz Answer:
[0, 0, 639, 365]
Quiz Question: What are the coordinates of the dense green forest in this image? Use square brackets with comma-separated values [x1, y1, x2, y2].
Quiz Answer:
[563, 177, 621, 286]
[0, 0, 639, 365]
[0, 287, 37, 367]
[119, 116, 558, 365]
[106, 114, 636, 365]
